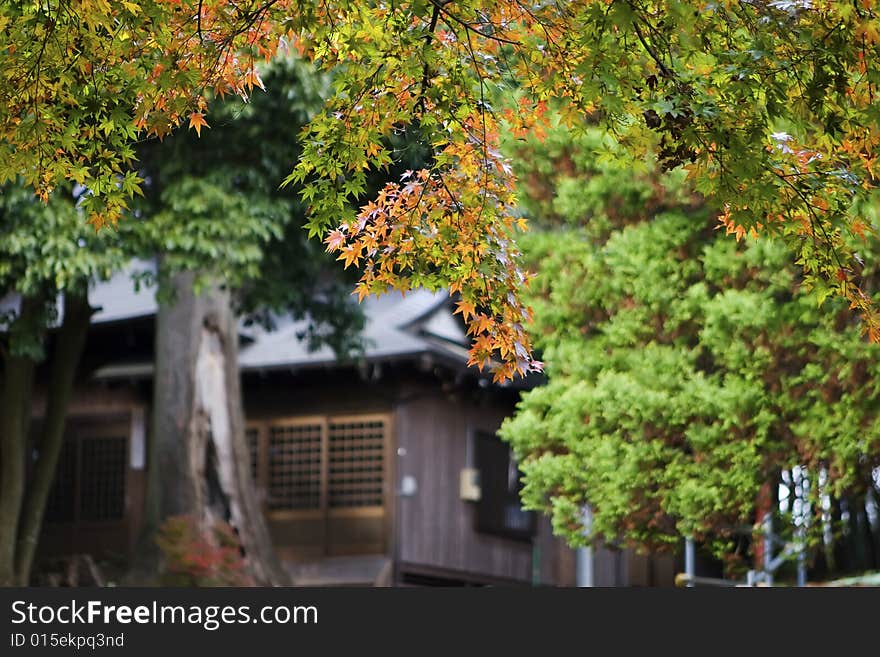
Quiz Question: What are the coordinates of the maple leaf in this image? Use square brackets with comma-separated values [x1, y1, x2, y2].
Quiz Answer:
[325, 229, 347, 252]
[337, 245, 362, 269]
[188, 112, 209, 137]
[454, 299, 477, 321]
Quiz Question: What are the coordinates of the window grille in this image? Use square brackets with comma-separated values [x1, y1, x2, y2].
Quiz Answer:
[79, 436, 127, 521]
[328, 420, 385, 508]
[246, 426, 260, 482]
[267, 423, 323, 510]
[44, 421, 128, 525]
[249, 415, 388, 511]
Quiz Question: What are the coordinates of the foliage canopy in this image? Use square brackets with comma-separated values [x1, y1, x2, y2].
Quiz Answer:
[128, 56, 366, 353]
[500, 124, 880, 565]
[4, 1, 880, 377]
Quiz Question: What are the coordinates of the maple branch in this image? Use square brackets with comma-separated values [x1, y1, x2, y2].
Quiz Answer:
[630, 13, 674, 80]
[428, 0, 521, 46]
[462, 23, 491, 227]
[217, 0, 282, 48]
[434, 169, 463, 212]
[28, 2, 59, 185]
[417, 2, 443, 116]
[197, 0, 204, 43]
[237, 0, 281, 26]
[428, 1, 442, 33]
[771, 168, 850, 278]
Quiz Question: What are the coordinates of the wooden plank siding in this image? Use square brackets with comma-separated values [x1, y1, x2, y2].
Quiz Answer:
[393, 393, 539, 584]
[31, 368, 580, 585]
[33, 394, 149, 563]
[243, 371, 573, 585]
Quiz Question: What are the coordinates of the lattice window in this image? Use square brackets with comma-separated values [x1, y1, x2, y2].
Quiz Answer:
[268, 423, 322, 510]
[79, 437, 127, 521]
[254, 415, 388, 513]
[246, 427, 260, 482]
[328, 419, 385, 508]
[44, 423, 128, 525]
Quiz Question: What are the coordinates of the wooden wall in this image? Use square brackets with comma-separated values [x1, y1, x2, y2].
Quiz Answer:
[244, 368, 578, 585]
[393, 390, 562, 584]
[34, 384, 149, 564]
[35, 364, 681, 587]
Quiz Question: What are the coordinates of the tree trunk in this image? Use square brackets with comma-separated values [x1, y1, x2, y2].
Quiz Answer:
[146, 270, 288, 585]
[14, 292, 93, 584]
[0, 297, 41, 586]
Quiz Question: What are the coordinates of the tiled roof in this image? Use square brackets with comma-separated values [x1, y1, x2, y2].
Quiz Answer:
[237, 288, 462, 371]
[90, 259, 158, 324]
[86, 261, 484, 378]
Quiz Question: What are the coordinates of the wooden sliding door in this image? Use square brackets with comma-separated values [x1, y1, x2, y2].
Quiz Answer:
[247, 413, 391, 560]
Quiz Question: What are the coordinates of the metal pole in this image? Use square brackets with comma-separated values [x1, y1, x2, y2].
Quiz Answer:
[575, 547, 593, 587]
[576, 506, 594, 587]
[684, 538, 695, 588]
[531, 544, 541, 587]
[763, 513, 774, 586]
[797, 551, 807, 587]
[796, 526, 807, 587]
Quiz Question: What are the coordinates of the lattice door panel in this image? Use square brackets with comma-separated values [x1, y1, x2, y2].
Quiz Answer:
[267, 423, 323, 510]
[45, 430, 127, 524]
[328, 419, 386, 508]
[246, 426, 260, 482]
[79, 436, 127, 521]
[254, 414, 389, 558]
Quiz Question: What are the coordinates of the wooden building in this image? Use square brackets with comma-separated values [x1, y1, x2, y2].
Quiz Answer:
[28, 265, 675, 586]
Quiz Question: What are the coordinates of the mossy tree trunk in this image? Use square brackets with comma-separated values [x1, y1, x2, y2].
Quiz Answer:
[144, 269, 287, 585]
[0, 326, 38, 585]
[0, 291, 91, 586]
[14, 293, 93, 584]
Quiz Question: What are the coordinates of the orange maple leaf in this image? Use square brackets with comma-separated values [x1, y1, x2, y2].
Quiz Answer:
[337, 244, 362, 269]
[325, 229, 346, 252]
[188, 112, 209, 137]
[454, 299, 476, 321]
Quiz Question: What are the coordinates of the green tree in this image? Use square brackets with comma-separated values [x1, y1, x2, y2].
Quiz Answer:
[499, 123, 880, 569]
[125, 57, 363, 585]
[0, 57, 367, 586]
[0, 185, 125, 585]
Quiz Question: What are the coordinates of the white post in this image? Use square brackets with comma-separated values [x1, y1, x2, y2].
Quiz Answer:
[684, 538, 695, 588]
[576, 506, 594, 587]
[763, 513, 774, 586]
[797, 525, 807, 587]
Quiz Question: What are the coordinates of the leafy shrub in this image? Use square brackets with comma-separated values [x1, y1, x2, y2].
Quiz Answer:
[155, 515, 254, 586]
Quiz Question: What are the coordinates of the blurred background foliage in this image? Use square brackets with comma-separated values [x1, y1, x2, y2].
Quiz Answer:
[500, 117, 880, 574]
